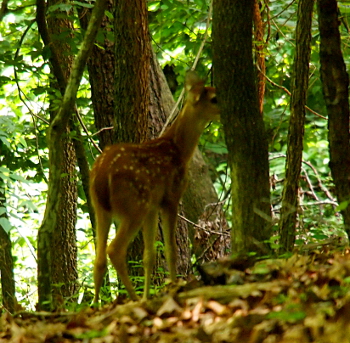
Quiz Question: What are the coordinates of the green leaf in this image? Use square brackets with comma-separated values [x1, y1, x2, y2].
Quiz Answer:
[339, 3, 350, 13]
[72, 1, 95, 8]
[0, 75, 12, 83]
[204, 142, 228, 154]
[19, 136, 27, 148]
[0, 166, 10, 174]
[336, 201, 349, 212]
[268, 308, 306, 323]
[9, 173, 28, 182]
[47, 3, 73, 12]
[42, 45, 52, 61]
[105, 10, 113, 19]
[0, 217, 12, 233]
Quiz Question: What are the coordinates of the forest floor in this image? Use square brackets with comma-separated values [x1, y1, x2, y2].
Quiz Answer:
[2, 245, 350, 343]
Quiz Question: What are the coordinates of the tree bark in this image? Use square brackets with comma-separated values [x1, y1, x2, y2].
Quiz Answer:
[0, 175, 16, 313]
[212, 0, 271, 254]
[317, 0, 350, 238]
[253, 0, 266, 115]
[113, 0, 150, 144]
[278, 0, 314, 253]
[81, 0, 117, 151]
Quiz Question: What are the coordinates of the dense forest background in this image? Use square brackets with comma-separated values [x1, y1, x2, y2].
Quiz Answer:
[1, 0, 350, 315]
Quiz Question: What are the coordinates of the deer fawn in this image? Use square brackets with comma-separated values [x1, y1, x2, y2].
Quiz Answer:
[90, 71, 220, 303]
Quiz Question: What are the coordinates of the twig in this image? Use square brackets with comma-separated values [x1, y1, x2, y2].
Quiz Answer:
[75, 110, 102, 154]
[296, 236, 346, 252]
[91, 126, 114, 136]
[264, 73, 327, 119]
[302, 160, 336, 203]
[178, 213, 229, 237]
[302, 200, 338, 207]
[270, 0, 297, 21]
[269, 153, 337, 205]
[301, 166, 319, 201]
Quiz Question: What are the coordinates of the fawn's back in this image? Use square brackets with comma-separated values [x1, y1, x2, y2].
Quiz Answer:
[90, 138, 186, 219]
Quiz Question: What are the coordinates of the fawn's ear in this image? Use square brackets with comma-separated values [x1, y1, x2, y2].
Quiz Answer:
[185, 71, 205, 103]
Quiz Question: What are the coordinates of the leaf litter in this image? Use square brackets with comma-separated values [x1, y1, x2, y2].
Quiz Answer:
[2, 249, 350, 342]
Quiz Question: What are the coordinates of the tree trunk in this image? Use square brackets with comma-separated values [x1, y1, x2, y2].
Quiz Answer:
[36, 0, 78, 310]
[253, 0, 266, 115]
[317, 0, 350, 238]
[82, 0, 117, 151]
[212, 0, 271, 254]
[278, 0, 314, 253]
[0, 175, 16, 313]
[112, 0, 151, 292]
[113, 0, 150, 144]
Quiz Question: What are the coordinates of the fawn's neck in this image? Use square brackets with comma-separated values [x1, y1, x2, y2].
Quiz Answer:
[161, 104, 207, 164]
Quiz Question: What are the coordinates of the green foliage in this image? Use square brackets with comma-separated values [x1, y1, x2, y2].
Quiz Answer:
[149, 0, 214, 91]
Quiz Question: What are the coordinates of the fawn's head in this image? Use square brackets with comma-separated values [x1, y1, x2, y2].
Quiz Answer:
[184, 71, 220, 124]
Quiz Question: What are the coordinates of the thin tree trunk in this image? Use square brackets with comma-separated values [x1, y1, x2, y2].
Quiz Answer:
[37, 0, 107, 309]
[317, 0, 350, 238]
[213, 0, 271, 254]
[278, 0, 314, 253]
[253, 0, 266, 115]
[36, 0, 87, 309]
[0, 176, 16, 313]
